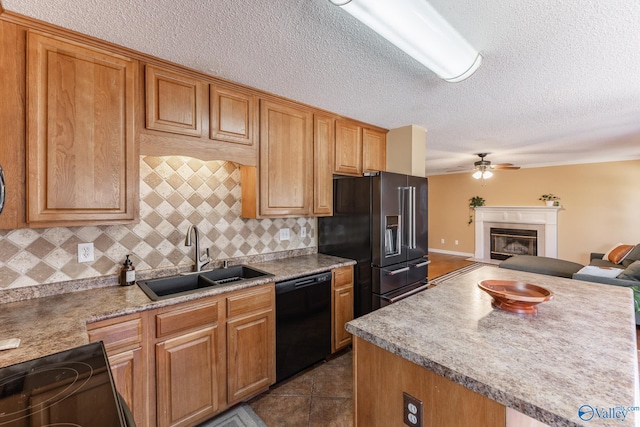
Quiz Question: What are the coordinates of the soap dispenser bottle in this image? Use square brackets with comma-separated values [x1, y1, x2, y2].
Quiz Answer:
[120, 254, 136, 286]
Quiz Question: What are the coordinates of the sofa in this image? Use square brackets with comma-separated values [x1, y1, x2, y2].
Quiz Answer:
[571, 244, 640, 288]
[500, 244, 640, 323]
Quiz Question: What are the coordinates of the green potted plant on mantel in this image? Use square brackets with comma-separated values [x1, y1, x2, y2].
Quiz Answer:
[539, 194, 560, 207]
[468, 196, 486, 224]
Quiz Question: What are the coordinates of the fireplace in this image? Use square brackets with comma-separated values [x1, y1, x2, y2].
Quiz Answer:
[490, 227, 537, 260]
[473, 206, 560, 261]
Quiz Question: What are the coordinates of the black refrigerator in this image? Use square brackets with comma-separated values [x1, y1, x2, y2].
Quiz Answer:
[318, 171, 429, 317]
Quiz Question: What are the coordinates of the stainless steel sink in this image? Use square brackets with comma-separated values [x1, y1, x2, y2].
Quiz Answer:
[138, 265, 273, 301]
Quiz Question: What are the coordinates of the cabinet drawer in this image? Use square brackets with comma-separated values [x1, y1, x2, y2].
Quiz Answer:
[156, 300, 218, 338]
[87, 318, 142, 352]
[226, 285, 273, 319]
[333, 266, 353, 288]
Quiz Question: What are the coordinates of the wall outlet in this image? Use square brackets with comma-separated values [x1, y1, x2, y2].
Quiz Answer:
[77, 243, 94, 263]
[455, 240, 459, 245]
[403, 392, 423, 427]
[440, 238, 445, 244]
[279, 228, 290, 241]
[301, 227, 307, 238]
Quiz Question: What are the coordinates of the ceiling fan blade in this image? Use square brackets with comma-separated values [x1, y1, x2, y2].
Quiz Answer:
[493, 165, 520, 170]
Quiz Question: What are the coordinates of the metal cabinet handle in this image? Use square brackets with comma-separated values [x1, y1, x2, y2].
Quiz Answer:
[0, 165, 5, 214]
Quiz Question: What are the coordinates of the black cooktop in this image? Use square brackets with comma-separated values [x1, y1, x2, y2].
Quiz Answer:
[0, 342, 126, 426]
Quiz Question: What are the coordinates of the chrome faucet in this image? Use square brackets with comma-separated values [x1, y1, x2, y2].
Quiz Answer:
[184, 225, 211, 272]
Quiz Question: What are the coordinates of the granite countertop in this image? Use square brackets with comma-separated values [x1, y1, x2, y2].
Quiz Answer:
[0, 253, 354, 368]
[346, 266, 639, 426]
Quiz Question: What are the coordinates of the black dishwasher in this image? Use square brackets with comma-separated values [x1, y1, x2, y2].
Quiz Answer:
[276, 271, 332, 383]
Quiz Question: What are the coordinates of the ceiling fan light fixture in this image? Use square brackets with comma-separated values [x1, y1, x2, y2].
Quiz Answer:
[482, 170, 493, 179]
[329, 0, 482, 82]
[472, 170, 483, 179]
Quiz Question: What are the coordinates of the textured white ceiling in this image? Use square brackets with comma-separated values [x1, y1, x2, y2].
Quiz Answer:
[4, 0, 640, 175]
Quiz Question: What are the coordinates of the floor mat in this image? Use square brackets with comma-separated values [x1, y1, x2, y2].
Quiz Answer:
[197, 404, 267, 427]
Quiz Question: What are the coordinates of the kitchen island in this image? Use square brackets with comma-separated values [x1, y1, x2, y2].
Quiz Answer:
[346, 266, 639, 426]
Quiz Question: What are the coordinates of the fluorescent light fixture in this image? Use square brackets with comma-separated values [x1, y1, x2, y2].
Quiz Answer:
[330, 0, 482, 82]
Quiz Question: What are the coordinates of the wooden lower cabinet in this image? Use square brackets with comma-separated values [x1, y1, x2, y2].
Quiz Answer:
[87, 284, 276, 427]
[108, 347, 144, 422]
[332, 265, 354, 353]
[226, 284, 276, 404]
[156, 326, 221, 427]
[87, 314, 148, 426]
[354, 337, 506, 427]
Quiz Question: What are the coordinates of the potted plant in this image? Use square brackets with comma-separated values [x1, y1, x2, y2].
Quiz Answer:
[468, 196, 485, 224]
[539, 194, 560, 207]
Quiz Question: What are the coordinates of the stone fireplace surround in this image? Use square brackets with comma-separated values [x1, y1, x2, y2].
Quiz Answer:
[474, 206, 561, 261]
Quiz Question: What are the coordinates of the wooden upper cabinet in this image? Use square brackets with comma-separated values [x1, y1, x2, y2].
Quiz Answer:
[313, 115, 335, 216]
[363, 127, 387, 173]
[140, 64, 258, 165]
[334, 119, 387, 176]
[334, 119, 362, 176]
[26, 31, 138, 225]
[0, 21, 26, 230]
[242, 99, 313, 218]
[146, 65, 202, 137]
[210, 84, 257, 146]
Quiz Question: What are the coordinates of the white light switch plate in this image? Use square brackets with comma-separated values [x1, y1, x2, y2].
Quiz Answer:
[78, 243, 95, 263]
[280, 228, 290, 241]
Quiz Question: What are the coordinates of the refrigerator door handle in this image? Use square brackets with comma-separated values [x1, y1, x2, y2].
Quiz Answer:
[410, 186, 417, 249]
[381, 283, 430, 303]
[411, 260, 431, 268]
[383, 266, 410, 276]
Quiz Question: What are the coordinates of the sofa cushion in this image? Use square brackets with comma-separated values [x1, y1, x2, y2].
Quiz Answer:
[618, 260, 640, 281]
[499, 255, 584, 278]
[590, 258, 619, 268]
[621, 244, 640, 267]
[602, 243, 634, 264]
[575, 265, 624, 278]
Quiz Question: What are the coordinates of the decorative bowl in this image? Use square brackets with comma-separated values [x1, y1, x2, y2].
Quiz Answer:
[477, 280, 554, 314]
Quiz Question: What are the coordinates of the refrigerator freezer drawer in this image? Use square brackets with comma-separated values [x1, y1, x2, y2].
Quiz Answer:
[407, 258, 430, 286]
[373, 258, 430, 296]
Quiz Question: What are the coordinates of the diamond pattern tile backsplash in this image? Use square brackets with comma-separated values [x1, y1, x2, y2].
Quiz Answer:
[0, 157, 316, 289]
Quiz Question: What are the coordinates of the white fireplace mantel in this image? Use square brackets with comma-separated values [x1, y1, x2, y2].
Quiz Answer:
[474, 206, 561, 260]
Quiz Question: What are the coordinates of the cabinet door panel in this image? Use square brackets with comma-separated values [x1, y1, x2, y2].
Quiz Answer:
[0, 21, 26, 229]
[210, 85, 257, 146]
[27, 31, 137, 224]
[334, 286, 354, 351]
[314, 115, 334, 216]
[156, 326, 220, 427]
[363, 128, 386, 173]
[109, 347, 146, 427]
[227, 310, 274, 404]
[258, 100, 312, 216]
[334, 120, 362, 176]
[146, 65, 202, 137]
[332, 265, 354, 353]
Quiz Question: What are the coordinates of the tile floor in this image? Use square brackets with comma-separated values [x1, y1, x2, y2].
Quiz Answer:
[248, 349, 353, 426]
[246, 255, 472, 427]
